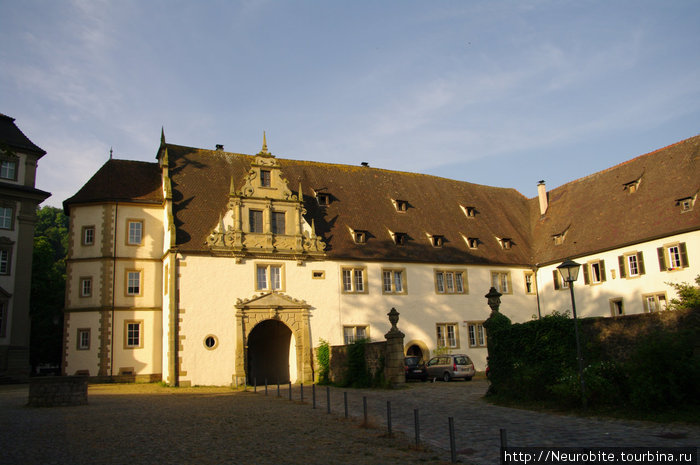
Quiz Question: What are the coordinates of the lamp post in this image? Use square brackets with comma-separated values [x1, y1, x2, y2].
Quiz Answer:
[557, 259, 586, 408]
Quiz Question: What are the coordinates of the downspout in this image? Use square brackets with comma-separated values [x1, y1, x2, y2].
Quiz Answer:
[110, 202, 118, 377]
[534, 265, 542, 319]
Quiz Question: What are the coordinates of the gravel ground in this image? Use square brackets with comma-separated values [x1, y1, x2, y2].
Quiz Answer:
[0, 383, 453, 465]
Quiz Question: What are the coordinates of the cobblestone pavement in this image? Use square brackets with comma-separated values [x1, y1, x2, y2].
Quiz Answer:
[282, 379, 699, 465]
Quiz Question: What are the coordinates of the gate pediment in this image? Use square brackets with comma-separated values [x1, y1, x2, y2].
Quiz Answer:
[235, 292, 310, 310]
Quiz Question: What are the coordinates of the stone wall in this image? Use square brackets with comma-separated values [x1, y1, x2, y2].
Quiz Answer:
[28, 376, 88, 407]
[329, 341, 386, 384]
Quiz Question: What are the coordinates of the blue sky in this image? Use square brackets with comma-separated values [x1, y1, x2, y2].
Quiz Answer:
[2, 0, 699, 207]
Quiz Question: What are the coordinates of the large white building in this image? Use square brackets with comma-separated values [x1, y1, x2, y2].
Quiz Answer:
[0, 114, 50, 381]
[62, 132, 699, 386]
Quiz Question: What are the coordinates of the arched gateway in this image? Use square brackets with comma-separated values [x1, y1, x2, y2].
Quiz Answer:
[235, 292, 313, 384]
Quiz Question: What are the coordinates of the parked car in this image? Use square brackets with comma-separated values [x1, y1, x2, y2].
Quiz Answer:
[404, 356, 428, 381]
[425, 354, 476, 382]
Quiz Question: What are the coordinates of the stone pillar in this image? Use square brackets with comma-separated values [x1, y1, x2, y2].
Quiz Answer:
[384, 307, 405, 386]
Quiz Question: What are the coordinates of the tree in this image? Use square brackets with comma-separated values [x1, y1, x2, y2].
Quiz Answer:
[667, 275, 700, 311]
[30, 206, 68, 371]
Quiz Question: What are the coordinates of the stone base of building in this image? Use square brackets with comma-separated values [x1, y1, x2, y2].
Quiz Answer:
[28, 376, 88, 407]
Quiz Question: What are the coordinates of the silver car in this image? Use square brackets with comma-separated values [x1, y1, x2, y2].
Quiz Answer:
[426, 354, 476, 382]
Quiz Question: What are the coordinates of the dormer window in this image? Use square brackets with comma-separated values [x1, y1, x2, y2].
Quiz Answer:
[260, 169, 271, 187]
[465, 237, 479, 249]
[351, 229, 368, 244]
[676, 195, 696, 213]
[460, 205, 477, 218]
[316, 193, 331, 206]
[430, 235, 445, 248]
[623, 177, 641, 193]
[393, 232, 408, 245]
[393, 199, 409, 212]
[553, 234, 565, 246]
[499, 238, 513, 250]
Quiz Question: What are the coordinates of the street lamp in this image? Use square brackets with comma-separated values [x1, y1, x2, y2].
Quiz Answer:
[557, 259, 586, 408]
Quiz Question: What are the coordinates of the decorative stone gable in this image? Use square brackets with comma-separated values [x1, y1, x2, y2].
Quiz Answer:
[206, 136, 325, 261]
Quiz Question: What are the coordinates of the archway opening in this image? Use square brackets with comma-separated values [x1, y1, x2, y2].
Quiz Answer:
[406, 344, 424, 361]
[247, 319, 292, 385]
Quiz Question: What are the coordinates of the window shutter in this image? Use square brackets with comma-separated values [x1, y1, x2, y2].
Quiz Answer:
[599, 260, 606, 282]
[552, 270, 560, 290]
[637, 252, 645, 275]
[618, 256, 626, 278]
[657, 247, 667, 271]
[582, 265, 590, 285]
[679, 242, 689, 267]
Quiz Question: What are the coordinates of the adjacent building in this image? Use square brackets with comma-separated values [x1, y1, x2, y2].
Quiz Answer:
[62, 131, 699, 386]
[0, 114, 51, 381]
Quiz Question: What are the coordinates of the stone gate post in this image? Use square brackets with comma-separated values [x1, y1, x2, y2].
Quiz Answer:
[384, 307, 405, 386]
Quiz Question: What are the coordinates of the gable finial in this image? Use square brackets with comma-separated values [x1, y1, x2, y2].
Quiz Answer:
[109, 147, 113, 160]
[229, 176, 236, 196]
[298, 181, 303, 200]
[161, 127, 166, 145]
[261, 131, 269, 154]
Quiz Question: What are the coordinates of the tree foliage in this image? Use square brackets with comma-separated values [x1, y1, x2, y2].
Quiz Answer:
[30, 206, 68, 370]
[667, 275, 700, 311]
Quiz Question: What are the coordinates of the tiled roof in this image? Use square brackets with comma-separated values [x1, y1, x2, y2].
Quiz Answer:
[530, 134, 700, 265]
[0, 113, 46, 155]
[165, 144, 533, 264]
[63, 159, 163, 212]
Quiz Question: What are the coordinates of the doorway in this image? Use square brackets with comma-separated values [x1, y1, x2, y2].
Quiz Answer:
[246, 319, 292, 385]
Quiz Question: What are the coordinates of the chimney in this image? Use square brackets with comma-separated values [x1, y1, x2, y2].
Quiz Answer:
[215, 144, 224, 151]
[537, 180, 548, 215]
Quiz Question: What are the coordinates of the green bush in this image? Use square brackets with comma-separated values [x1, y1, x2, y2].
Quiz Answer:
[316, 339, 330, 385]
[341, 339, 373, 388]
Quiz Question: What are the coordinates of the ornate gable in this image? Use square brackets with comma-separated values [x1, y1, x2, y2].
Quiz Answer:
[206, 135, 325, 261]
[235, 291, 310, 310]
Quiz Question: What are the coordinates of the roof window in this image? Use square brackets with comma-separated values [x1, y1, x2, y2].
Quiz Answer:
[623, 177, 641, 193]
[676, 195, 696, 213]
[429, 234, 445, 248]
[350, 229, 368, 244]
[316, 192, 331, 206]
[393, 199, 409, 212]
[498, 237, 513, 250]
[392, 231, 408, 245]
[463, 236, 479, 249]
[460, 205, 477, 218]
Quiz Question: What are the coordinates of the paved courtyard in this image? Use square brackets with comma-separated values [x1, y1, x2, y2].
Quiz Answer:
[1, 379, 698, 464]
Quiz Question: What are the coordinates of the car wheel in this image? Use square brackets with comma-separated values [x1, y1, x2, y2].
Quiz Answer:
[443, 372, 451, 382]
[464, 376, 472, 381]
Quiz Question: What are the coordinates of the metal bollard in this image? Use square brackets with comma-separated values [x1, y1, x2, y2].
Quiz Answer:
[312, 384, 316, 409]
[254, 377, 257, 393]
[326, 386, 331, 414]
[277, 378, 280, 397]
[300, 383, 304, 402]
[344, 392, 348, 419]
[449, 417, 457, 463]
[363, 396, 368, 425]
[288, 382, 292, 400]
[387, 401, 392, 436]
[414, 408, 420, 447]
[265, 378, 268, 396]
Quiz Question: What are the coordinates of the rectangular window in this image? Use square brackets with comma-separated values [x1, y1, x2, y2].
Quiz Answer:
[271, 211, 285, 234]
[260, 169, 271, 187]
[435, 270, 467, 294]
[77, 328, 90, 350]
[343, 325, 368, 344]
[80, 277, 92, 297]
[82, 226, 95, 246]
[127, 220, 143, 245]
[467, 322, 486, 347]
[249, 209, 263, 233]
[0, 302, 6, 337]
[491, 271, 511, 294]
[382, 269, 406, 294]
[126, 271, 141, 296]
[0, 160, 16, 180]
[524, 272, 535, 294]
[256, 264, 283, 291]
[0, 207, 13, 230]
[0, 248, 10, 275]
[436, 323, 459, 348]
[341, 267, 366, 293]
[643, 293, 667, 312]
[657, 243, 689, 271]
[583, 260, 606, 285]
[124, 321, 143, 348]
[610, 298, 624, 316]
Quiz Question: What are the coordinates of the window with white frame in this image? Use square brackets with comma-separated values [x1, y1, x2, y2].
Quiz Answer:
[657, 243, 689, 271]
[435, 270, 466, 294]
[77, 328, 90, 350]
[491, 271, 511, 294]
[124, 320, 143, 348]
[341, 267, 366, 293]
[643, 293, 667, 312]
[467, 322, 486, 348]
[256, 264, 283, 291]
[619, 252, 645, 278]
[80, 277, 92, 297]
[127, 220, 143, 245]
[583, 260, 606, 285]
[126, 270, 141, 296]
[436, 323, 458, 348]
[0, 160, 17, 180]
[552, 269, 569, 290]
[343, 325, 368, 344]
[82, 226, 95, 246]
[0, 207, 13, 230]
[382, 268, 406, 294]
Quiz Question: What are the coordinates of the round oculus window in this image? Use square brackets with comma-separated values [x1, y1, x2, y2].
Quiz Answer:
[204, 335, 218, 350]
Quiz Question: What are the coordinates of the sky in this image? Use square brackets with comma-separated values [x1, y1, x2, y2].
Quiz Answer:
[1, 0, 699, 208]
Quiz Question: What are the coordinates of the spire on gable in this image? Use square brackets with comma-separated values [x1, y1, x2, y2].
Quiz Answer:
[258, 131, 274, 157]
[161, 127, 166, 146]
